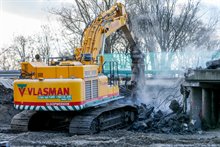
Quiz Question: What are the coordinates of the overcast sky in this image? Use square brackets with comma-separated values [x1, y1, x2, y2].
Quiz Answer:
[0, 0, 220, 48]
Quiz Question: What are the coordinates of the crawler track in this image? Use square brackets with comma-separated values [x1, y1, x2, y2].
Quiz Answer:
[10, 104, 137, 135]
[69, 104, 137, 135]
[11, 110, 37, 132]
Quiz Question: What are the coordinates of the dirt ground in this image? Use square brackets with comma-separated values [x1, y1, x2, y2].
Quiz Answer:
[1, 81, 220, 147]
[1, 104, 220, 146]
[1, 128, 220, 146]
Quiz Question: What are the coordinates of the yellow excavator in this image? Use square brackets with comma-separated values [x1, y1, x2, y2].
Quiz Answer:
[11, 3, 144, 134]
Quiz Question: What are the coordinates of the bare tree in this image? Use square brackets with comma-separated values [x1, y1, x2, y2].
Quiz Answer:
[126, 0, 219, 70]
[0, 53, 10, 70]
[12, 35, 29, 62]
[0, 25, 65, 70]
[32, 25, 54, 62]
[51, 0, 127, 54]
[0, 46, 20, 70]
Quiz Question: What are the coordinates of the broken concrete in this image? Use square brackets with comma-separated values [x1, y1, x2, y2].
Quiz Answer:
[206, 59, 220, 69]
[169, 99, 182, 113]
[0, 104, 20, 126]
[0, 79, 13, 104]
[130, 101, 196, 134]
[0, 79, 19, 127]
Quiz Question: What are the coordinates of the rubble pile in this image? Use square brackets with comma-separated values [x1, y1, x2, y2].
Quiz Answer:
[0, 104, 19, 126]
[206, 59, 220, 69]
[130, 100, 196, 134]
[0, 79, 13, 104]
[0, 79, 19, 126]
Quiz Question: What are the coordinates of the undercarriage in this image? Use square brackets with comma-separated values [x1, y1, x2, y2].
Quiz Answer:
[11, 104, 137, 134]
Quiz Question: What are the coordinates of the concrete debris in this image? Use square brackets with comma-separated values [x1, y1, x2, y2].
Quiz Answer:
[130, 101, 196, 134]
[0, 79, 18, 126]
[0, 141, 9, 147]
[138, 103, 154, 121]
[0, 79, 13, 104]
[0, 104, 19, 126]
[206, 59, 220, 69]
[169, 100, 182, 113]
[0, 79, 13, 89]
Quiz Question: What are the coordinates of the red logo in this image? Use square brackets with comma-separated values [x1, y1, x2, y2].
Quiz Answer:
[17, 84, 27, 97]
[17, 84, 70, 97]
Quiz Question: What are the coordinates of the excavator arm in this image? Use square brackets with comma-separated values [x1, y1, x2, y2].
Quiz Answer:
[74, 3, 135, 63]
[74, 3, 145, 97]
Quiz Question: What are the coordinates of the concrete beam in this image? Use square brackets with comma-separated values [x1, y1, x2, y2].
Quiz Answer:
[186, 69, 220, 82]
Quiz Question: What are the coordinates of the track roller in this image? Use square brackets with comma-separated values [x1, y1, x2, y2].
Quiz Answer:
[69, 104, 137, 135]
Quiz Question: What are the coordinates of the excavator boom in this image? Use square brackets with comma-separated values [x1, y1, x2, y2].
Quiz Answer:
[75, 3, 136, 63]
[75, 3, 144, 91]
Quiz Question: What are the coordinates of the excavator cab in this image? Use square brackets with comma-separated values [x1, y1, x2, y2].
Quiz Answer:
[81, 53, 92, 62]
[102, 61, 119, 86]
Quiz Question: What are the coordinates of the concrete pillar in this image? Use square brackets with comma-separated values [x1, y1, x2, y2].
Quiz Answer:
[190, 87, 202, 129]
[202, 88, 212, 129]
[216, 91, 220, 125]
[211, 90, 217, 127]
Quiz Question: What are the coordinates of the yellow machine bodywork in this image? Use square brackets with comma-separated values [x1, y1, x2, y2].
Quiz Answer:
[14, 2, 134, 111]
[14, 62, 120, 111]
[21, 62, 98, 79]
